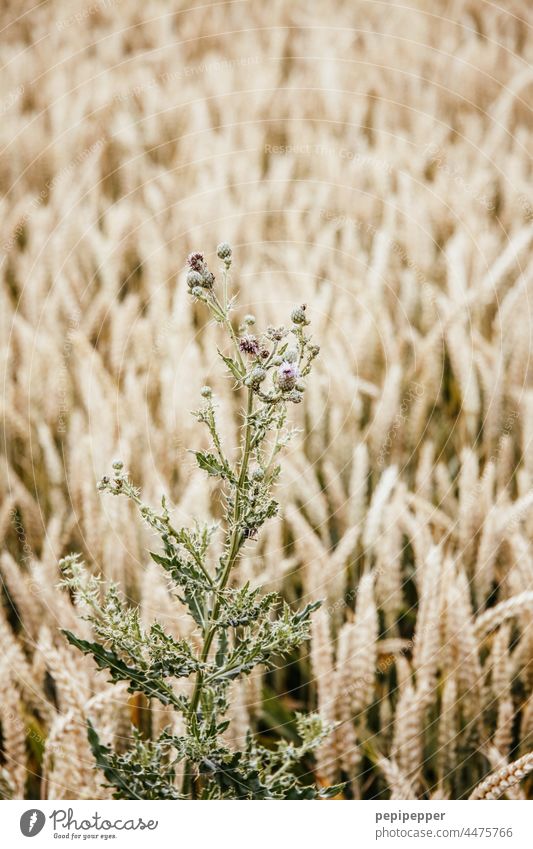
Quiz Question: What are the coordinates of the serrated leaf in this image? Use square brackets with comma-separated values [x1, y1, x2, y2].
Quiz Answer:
[193, 451, 227, 478]
[200, 753, 273, 799]
[293, 599, 322, 625]
[87, 720, 140, 799]
[62, 631, 183, 707]
[265, 499, 279, 518]
[150, 551, 173, 569]
[318, 783, 346, 799]
[181, 586, 205, 628]
[218, 349, 244, 380]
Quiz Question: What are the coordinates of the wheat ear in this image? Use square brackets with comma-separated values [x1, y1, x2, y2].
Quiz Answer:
[378, 756, 417, 800]
[474, 590, 533, 639]
[469, 752, 533, 799]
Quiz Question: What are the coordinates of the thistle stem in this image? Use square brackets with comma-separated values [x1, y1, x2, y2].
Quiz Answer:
[184, 387, 254, 794]
[211, 291, 245, 372]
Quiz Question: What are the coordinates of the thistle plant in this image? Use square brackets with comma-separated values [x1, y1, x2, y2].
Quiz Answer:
[59, 244, 337, 799]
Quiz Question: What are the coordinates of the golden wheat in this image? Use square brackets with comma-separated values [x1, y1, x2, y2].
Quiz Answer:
[1, 0, 533, 800]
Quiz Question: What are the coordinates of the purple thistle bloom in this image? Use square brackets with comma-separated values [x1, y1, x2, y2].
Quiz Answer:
[239, 334, 260, 356]
[187, 252, 205, 271]
[278, 361, 300, 391]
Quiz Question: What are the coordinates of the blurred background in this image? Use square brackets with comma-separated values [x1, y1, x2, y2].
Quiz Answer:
[2, 0, 533, 800]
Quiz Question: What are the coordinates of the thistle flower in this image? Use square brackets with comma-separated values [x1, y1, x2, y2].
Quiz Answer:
[278, 361, 300, 391]
[286, 389, 304, 404]
[187, 252, 205, 271]
[97, 475, 110, 491]
[239, 334, 260, 356]
[187, 252, 215, 289]
[291, 304, 309, 325]
[187, 269, 203, 289]
[201, 270, 215, 288]
[266, 325, 288, 341]
[246, 366, 267, 389]
[216, 242, 232, 261]
[201, 386, 212, 399]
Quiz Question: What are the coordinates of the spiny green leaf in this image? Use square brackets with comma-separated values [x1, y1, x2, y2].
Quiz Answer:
[217, 349, 244, 380]
[318, 783, 345, 799]
[62, 631, 185, 707]
[292, 599, 321, 624]
[193, 451, 233, 480]
[150, 551, 174, 569]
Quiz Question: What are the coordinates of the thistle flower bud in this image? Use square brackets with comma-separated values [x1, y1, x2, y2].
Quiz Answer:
[201, 386, 212, 399]
[216, 242, 232, 261]
[295, 380, 306, 392]
[291, 304, 309, 325]
[308, 343, 320, 357]
[187, 252, 205, 271]
[285, 349, 298, 363]
[287, 389, 304, 404]
[201, 270, 215, 288]
[244, 314, 256, 326]
[112, 459, 124, 471]
[251, 467, 265, 482]
[187, 269, 203, 289]
[191, 286, 204, 298]
[97, 475, 110, 491]
[272, 356, 283, 366]
[266, 325, 288, 341]
[246, 367, 267, 389]
[239, 334, 260, 356]
[278, 361, 300, 391]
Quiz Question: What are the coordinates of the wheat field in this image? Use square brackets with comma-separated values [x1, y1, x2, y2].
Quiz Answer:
[2, 0, 533, 800]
